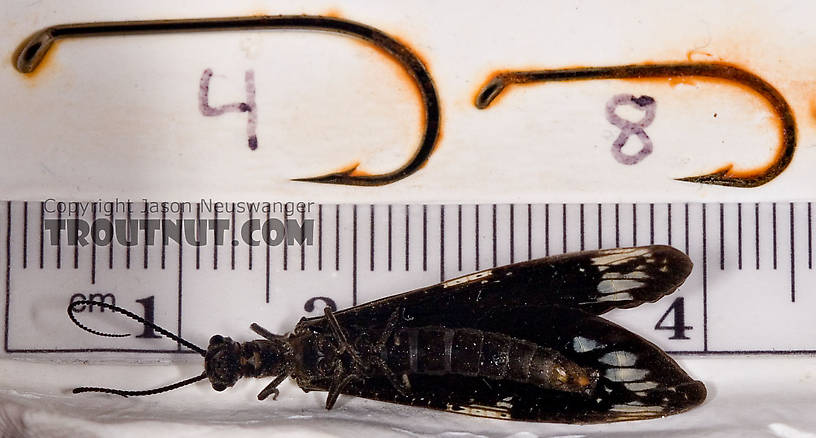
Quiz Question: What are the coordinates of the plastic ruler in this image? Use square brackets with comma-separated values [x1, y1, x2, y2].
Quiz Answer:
[2, 200, 814, 358]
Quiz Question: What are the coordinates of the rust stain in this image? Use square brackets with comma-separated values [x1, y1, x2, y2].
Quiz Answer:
[810, 99, 816, 123]
[323, 8, 344, 19]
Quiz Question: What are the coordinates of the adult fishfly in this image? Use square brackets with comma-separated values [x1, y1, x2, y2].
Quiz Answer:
[68, 245, 705, 423]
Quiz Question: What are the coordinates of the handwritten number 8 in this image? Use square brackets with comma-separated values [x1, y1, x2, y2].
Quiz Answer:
[605, 94, 656, 165]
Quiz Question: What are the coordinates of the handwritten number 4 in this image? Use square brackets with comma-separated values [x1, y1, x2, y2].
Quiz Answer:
[199, 68, 258, 150]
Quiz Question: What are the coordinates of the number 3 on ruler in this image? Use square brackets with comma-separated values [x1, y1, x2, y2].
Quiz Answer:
[654, 297, 692, 340]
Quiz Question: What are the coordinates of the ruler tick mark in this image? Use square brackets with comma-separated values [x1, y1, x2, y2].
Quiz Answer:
[144, 201, 149, 270]
[755, 203, 760, 270]
[91, 203, 97, 284]
[353, 205, 358, 305]
[719, 203, 725, 270]
[22, 202, 27, 269]
[702, 203, 708, 352]
[649, 203, 654, 245]
[195, 203, 200, 270]
[809, 202, 813, 270]
[126, 200, 132, 270]
[56, 208, 61, 270]
[684, 203, 689, 255]
[737, 203, 743, 270]
[266, 206, 270, 303]
[667, 203, 672, 246]
[39, 201, 44, 270]
[337, 205, 341, 272]
[440, 204, 445, 282]
[108, 203, 113, 270]
[790, 202, 796, 302]
[475, 204, 480, 269]
[597, 203, 603, 249]
[405, 205, 410, 271]
[773, 203, 778, 270]
[579, 203, 584, 251]
[177, 209, 183, 351]
[492, 204, 497, 267]
[545, 204, 550, 256]
[248, 208, 254, 270]
[458, 205, 463, 269]
[161, 205, 167, 270]
[527, 204, 532, 260]
[370, 205, 375, 272]
[318, 205, 323, 271]
[5, 201, 12, 352]
[632, 204, 637, 246]
[301, 209, 306, 271]
[73, 202, 79, 269]
[213, 208, 218, 271]
[283, 211, 288, 271]
[614, 204, 620, 248]
[231, 204, 236, 270]
[562, 204, 567, 254]
[387, 204, 391, 271]
[423, 204, 428, 271]
[510, 204, 515, 263]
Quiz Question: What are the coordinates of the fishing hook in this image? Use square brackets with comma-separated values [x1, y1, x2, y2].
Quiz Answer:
[475, 62, 796, 188]
[14, 15, 441, 186]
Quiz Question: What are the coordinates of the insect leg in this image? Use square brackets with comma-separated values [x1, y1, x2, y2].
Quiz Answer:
[250, 322, 285, 341]
[257, 372, 289, 401]
[325, 361, 359, 410]
[323, 307, 365, 367]
[363, 308, 412, 395]
[375, 308, 401, 350]
[367, 355, 411, 396]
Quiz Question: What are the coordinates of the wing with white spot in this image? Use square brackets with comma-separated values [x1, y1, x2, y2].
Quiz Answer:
[308, 245, 692, 334]
[472, 305, 707, 422]
[540, 245, 693, 314]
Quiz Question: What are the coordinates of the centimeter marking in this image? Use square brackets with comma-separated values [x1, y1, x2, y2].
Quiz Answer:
[2, 201, 814, 355]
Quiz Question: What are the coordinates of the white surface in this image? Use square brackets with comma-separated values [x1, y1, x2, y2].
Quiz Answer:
[3, 1, 816, 437]
[1, 0, 816, 202]
[1, 358, 816, 437]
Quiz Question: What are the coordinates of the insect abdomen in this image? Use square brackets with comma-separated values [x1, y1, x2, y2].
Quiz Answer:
[387, 327, 595, 393]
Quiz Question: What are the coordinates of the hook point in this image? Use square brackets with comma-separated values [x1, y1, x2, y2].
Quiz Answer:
[675, 164, 764, 188]
[292, 163, 371, 185]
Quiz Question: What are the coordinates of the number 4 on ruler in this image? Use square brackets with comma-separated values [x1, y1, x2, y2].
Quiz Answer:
[654, 297, 693, 340]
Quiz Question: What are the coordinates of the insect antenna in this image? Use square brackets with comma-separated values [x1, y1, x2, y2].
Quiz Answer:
[68, 300, 210, 397]
[68, 300, 206, 355]
[72, 372, 209, 397]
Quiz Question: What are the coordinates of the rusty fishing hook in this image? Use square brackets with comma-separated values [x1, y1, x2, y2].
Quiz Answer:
[475, 62, 796, 188]
[14, 15, 440, 186]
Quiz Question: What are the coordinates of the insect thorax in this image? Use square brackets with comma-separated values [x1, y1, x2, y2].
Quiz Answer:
[205, 334, 293, 391]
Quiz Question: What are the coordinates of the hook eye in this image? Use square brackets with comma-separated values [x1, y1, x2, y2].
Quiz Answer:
[475, 62, 796, 188]
[14, 15, 441, 186]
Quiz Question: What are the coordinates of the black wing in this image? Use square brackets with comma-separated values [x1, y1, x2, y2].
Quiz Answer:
[328, 305, 705, 423]
[302, 245, 692, 330]
[292, 245, 700, 423]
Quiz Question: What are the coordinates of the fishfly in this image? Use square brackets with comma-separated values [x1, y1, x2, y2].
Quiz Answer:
[69, 245, 705, 423]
